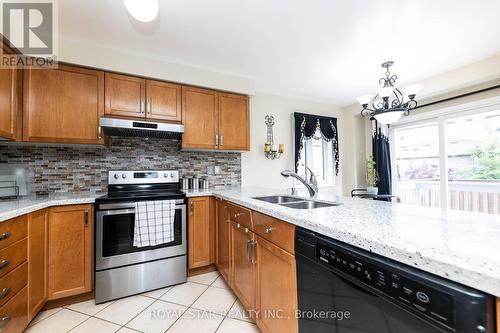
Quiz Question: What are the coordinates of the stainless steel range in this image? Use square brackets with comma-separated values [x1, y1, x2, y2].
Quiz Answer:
[94, 170, 187, 303]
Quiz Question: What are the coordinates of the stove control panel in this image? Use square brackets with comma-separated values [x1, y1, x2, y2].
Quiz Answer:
[109, 170, 179, 185]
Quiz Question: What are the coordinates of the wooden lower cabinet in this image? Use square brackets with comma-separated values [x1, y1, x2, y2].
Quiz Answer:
[0, 287, 28, 333]
[48, 205, 93, 300]
[28, 209, 48, 320]
[230, 221, 256, 312]
[188, 197, 214, 269]
[255, 235, 298, 333]
[215, 198, 231, 282]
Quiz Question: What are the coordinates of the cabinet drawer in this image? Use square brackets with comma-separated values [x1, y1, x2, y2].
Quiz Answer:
[0, 239, 27, 278]
[252, 212, 295, 254]
[0, 215, 27, 251]
[0, 262, 27, 308]
[228, 203, 253, 230]
[0, 286, 28, 333]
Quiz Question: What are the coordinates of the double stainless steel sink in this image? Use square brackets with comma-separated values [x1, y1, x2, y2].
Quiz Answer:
[252, 195, 341, 209]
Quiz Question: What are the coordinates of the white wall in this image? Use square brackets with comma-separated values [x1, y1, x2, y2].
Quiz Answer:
[241, 93, 343, 191]
[59, 38, 255, 96]
[339, 53, 500, 196]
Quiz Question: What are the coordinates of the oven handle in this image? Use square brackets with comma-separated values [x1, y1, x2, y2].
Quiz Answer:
[97, 199, 185, 211]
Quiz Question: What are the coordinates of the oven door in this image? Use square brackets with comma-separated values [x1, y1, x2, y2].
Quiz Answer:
[95, 200, 186, 271]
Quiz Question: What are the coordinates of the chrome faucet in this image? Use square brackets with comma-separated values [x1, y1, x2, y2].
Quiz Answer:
[281, 167, 318, 198]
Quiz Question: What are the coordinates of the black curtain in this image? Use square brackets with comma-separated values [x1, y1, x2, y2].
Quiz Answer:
[293, 112, 339, 175]
[372, 120, 392, 196]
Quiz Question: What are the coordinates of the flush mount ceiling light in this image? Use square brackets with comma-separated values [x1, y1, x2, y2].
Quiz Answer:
[358, 61, 422, 125]
[124, 0, 159, 22]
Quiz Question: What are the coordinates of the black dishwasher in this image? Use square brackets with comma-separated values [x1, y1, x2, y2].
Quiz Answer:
[295, 227, 495, 333]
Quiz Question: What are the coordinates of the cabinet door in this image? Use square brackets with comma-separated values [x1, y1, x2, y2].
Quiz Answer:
[28, 209, 48, 320]
[48, 205, 93, 300]
[105, 73, 145, 118]
[255, 235, 298, 333]
[218, 93, 249, 151]
[215, 199, 231, 282]
[0, 42, 21, 141]
[23, 65, 105, 144]
[146, 80, 182, 122]
[181, 86, 218, 149]
[231, 222, 256, 312]
[0, 67, 20, 140]
[188, 197, 211, 269]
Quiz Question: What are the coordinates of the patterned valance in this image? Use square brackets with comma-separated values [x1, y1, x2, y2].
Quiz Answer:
[294, 112, 339, 175]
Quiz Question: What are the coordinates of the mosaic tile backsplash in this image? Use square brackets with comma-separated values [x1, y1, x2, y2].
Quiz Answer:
[0, 137, 241, 194]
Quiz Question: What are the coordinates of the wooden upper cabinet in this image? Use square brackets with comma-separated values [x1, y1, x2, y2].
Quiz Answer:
[231, 222, 256, 312]
[0, 41, 21, 141]
[23, 65, 105, 144]
[255, 235, 298, 333]
[188, 197, 212, 269]
[27, 209, 48, 320]
[216, 198, 231, 282]
[218, 93, 250, 151]
[105, 73, 145, 118]
[146, 80, 182, 122]
[182, 86, 218, 149]
[48, 205, 93, 300]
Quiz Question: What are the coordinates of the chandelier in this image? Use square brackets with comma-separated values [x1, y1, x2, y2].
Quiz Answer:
[357, 61, 422, 125]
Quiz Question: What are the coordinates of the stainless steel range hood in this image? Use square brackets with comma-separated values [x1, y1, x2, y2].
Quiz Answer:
[100, 117, 184, 139]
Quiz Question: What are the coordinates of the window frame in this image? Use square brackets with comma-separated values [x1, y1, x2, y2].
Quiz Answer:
[389, 95, 500, 209]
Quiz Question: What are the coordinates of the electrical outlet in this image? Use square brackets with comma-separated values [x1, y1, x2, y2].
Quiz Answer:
[214, 166, 221, 174]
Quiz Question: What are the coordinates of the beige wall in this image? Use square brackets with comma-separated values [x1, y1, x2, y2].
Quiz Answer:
[242, 93, 343, 191]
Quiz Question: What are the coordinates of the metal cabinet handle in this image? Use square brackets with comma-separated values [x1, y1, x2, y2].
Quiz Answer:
[190, 202, 194, 215]
[251, 240, 257, 264]
[236, 223, 240, 229]
[247, 239, 252, 261]
[98, 126, 102, 140]
[215, 135, 219, 147]
[0, 316, 11, 329]
[234, 212, 243, 220]
[220, 135, 223, 146]
[0, 232, 10, 241]
[84, 209, 89, 227]
[0, 260, 9, 270]
[140, 100, 145, 114]
[0, 288, 10, 300]
[244, 227, 249, 233]
[265, 227, 276, 234]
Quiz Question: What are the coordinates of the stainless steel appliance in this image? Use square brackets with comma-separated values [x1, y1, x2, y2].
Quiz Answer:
[99, 117, 184, 139]
[94, 170, 187, 303]
[295, 227, 495, 333]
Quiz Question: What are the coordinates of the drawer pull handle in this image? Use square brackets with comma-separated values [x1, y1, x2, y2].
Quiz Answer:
[236, 223, 240, 229]
[0, 232, 10, 241]
[0, 315, 10, 329]
[0, 288, 10, 300]
[265, 227, 275, 234]
[0, 260, 10, 270]
[234, 213, 243, 219]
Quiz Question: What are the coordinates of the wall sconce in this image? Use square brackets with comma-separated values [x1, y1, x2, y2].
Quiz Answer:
[264, 115, 284, 160]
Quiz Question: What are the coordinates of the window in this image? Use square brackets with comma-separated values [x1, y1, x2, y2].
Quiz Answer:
[297, 128, 337, 187]
[392, 108, 500, 214]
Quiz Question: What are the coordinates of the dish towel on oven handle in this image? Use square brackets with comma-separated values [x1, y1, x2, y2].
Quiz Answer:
[133, 200, 176, 247]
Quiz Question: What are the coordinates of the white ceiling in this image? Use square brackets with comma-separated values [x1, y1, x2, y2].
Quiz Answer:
[59, 0, 500, 105]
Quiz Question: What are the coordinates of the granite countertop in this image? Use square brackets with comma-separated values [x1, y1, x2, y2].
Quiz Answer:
[211, 187, 500, 297]
[2, 187, 500, 297]
[0, 193, 101, 222]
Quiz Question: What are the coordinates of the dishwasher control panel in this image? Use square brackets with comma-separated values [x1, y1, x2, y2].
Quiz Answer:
[316, 242, 455, 330]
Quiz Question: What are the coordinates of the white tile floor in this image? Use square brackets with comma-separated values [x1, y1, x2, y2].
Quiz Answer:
[26, 271, 261, 333]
